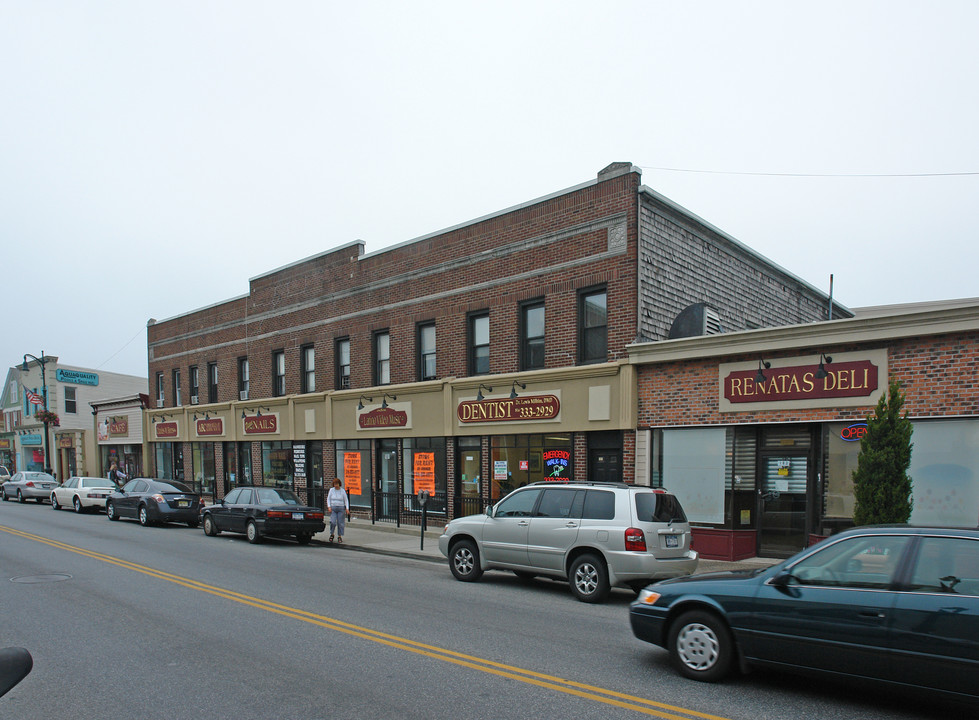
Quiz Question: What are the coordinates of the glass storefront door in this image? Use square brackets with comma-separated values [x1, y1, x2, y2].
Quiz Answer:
[758, 452, 809, 557]
[376, 439, 399, 520]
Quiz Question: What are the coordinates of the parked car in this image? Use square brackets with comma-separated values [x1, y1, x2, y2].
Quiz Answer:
[0, 465, 10, 484]
[106, 478, 201, 528]
[629, 525, 979, 701]
[1, 472, 57, 503]
[439, 481, 698, 603]
[201, 486, 326, 544]
[51, 476, 118, 513]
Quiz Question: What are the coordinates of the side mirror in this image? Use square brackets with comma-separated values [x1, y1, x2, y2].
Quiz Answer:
[484, 504, 494, 518]
[770, 569, 795, 588]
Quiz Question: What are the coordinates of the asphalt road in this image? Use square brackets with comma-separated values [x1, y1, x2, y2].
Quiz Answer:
[0, 500, 964, 719]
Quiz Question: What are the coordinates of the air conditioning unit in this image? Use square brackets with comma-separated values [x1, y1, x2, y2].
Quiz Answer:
[239, 390, 249, 401]
[156, 399, 165, 408]
[190, 395, 199, 405]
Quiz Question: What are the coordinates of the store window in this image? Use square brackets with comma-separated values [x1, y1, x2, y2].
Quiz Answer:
[520, 300, 545, 370]
[191, 443, 216, 497]
[578, 287, 607, 364]
[489, 434, 572, 502]
[403, 437, 446, 514]
[455, 436, 482, 517]
[262, 441, 293, 488]
[336, 439, 371, 509]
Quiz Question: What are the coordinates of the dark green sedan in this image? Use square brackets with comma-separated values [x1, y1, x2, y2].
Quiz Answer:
[629, 526, 979, 701]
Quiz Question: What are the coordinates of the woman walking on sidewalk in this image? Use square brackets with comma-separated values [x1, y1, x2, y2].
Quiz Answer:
[326, 478, 350, 543]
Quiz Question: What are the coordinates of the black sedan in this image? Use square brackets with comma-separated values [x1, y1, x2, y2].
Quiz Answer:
[106, 478, 201, 528]
[630, 525, 979, 701]
[200, 486, 325, 544]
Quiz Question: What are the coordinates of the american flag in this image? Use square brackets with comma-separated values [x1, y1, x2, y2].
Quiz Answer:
[25, 389, 44, 405]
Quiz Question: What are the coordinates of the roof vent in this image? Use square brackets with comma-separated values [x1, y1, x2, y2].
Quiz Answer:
[669, 303, 723, 339]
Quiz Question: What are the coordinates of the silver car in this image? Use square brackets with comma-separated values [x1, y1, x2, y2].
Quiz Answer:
[439, 481, 698, 603]
[2, 471, 58, 503]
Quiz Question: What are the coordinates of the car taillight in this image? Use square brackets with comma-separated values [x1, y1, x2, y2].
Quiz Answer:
[308, 511, 324, 520]
[267, 510, 291, 519]
[150, 494, 165, 503]
[25, 481, 35, 488]
[625, 527, 647, 552]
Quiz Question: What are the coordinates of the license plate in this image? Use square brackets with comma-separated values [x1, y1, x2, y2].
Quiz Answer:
[665, 535, 679, 548]
[175, 500, 189, 508]
[291, 512, 304, 520]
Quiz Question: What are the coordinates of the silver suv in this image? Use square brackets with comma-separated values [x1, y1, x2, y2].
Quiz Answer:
[439, 482, 698, 602]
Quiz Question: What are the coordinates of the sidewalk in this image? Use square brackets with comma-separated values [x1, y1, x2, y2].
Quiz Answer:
[312, 521, 781, 573]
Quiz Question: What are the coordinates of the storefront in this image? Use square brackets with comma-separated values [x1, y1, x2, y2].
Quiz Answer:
[631, 300, 979, 560]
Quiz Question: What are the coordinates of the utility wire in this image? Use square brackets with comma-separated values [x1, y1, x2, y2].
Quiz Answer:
[639, 165, 979, 178]
[97, 326, 145, 371]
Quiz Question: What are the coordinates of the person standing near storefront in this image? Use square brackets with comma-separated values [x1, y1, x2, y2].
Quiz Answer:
[326, 478, 350, 543]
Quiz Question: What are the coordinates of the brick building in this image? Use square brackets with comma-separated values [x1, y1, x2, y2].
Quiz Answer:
[145, 162, 846, 526]
[629, 297, 979, 560]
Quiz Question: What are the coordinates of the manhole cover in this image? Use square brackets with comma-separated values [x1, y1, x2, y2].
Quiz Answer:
[10, 574, 72, 584]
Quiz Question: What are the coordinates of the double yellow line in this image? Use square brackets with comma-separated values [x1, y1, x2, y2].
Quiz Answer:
[2, 525, 730, 720]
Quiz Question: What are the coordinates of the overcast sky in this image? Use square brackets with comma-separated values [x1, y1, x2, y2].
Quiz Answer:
[3, 1, 977, 380]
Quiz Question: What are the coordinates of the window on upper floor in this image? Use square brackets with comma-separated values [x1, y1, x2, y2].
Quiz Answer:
[156, 373, 165, 407]
[207, 362, 218, 403]
[468, 312, 490, 375]
[238, 357, 249, 401]
[189, 366, 199, 403]
[374, 330, 390, 386]
[578, 287, 607, 364]
[417, 322, 436, 381]
[301, 344, 315, 394]
[172, 369, 181, 406]
[64, 386, 77, 414]
[336, 338, 350, 390]
[273, 350, 286, 397]
[520, 300, 545, 371]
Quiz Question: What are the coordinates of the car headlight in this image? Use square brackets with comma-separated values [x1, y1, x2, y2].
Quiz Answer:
[636, 589, 662, 605]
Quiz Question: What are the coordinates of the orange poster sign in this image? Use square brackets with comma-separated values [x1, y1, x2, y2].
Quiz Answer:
[413, 452, 436, 494]
[344, 452, 362, 495]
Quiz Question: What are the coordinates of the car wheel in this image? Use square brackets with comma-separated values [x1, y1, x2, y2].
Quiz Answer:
[569, 553, 610, 603]
[246, 520, 261, 544]
[449, 540, 483, 582]
[51, 494, 61, 510]
[296, 533, 312, 545]
[668, 610, 735, 683]
[138, 505, 151, 527]
[1, 489, 8, 501]
[73, 497, 83, 513]
[106, 501, 119, 521]
[203, 515, 219, 536]
[17, 489, 26, 504]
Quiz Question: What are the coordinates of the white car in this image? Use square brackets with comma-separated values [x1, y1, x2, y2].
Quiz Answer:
[51, 476, 118, 513]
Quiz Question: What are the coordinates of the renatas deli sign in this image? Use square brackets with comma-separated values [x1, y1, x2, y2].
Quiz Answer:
[722, 358, 880, 407]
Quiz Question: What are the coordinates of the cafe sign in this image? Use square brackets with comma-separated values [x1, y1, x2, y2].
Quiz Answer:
[458, 394, 561, 424]
[719, 351, 885, 412]
[108, 416, 129, 436]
